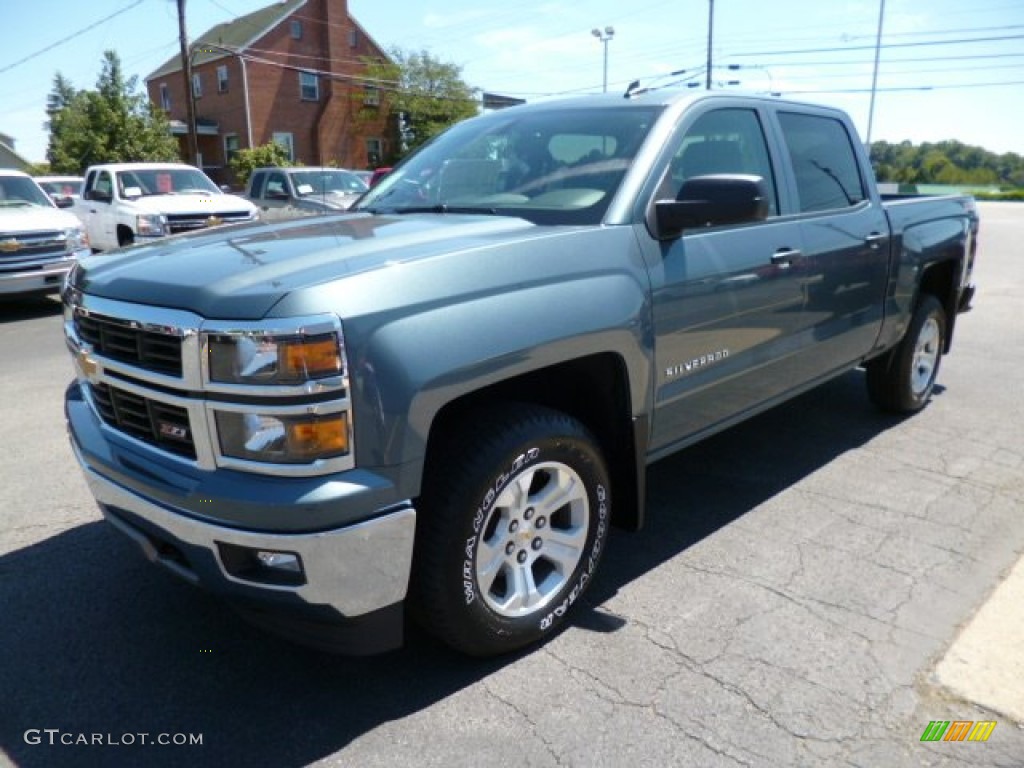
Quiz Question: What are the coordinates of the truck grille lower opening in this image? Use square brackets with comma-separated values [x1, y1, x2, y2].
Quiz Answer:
[90, 382, 196, 459]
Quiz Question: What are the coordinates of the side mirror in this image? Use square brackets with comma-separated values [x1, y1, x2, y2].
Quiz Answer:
[53, 195, 74, 209]
[652, 174, 769, 240]
[265, 190, 290, 201]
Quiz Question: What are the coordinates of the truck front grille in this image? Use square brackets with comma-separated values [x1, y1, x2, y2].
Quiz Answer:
[0, 230, 65, 273]
[90, 382, 196, 459]
[165, 211, 252, 234]
[75, 312, 183, 376]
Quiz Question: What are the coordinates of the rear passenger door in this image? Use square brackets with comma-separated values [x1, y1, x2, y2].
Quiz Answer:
[639, 105, 809, 452]
[774, 109, 890, 375]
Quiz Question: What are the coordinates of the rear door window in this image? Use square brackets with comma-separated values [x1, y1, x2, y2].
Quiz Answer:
[778, 112, 866, 213]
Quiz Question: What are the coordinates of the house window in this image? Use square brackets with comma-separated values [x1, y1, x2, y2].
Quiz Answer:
[159, 83, 170, 111]
[364, 85, 379, 106]
[366, 138, 382, 166]
[192, 73, 202, 99]
[299, 71, 319, 101]
[348, 28, 358, 48]
[224, 134, 239, 164]
[272, 132, 294, 161]
[217, 65, 228, 93]
[291, 20, 302, 39]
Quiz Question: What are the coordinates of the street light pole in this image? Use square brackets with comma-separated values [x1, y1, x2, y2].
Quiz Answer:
[591, 26, 615, 93]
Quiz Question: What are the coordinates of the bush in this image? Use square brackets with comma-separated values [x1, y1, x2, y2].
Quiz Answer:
[229, 143, 295, 187]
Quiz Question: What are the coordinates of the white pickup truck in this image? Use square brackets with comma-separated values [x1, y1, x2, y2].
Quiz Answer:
[75, 163, 257, 251]
[0, 169, 90, 297]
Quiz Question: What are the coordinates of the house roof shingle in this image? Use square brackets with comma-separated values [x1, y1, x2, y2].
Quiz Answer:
[147, 0, 307, 81]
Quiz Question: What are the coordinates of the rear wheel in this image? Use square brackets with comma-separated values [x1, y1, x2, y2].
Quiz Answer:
[412, 404, 611, 656]
[866, 294, 947, 413]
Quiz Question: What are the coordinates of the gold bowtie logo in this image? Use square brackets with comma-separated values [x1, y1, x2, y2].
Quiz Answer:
[0, 238, 22, 253]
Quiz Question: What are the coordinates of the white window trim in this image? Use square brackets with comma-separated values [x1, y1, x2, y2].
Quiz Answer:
[299, 71, 319, 101]
[224, 133, 240, 163]
[192, 73, 202, 99]
[217, 65, 228, 93]
[272, 132, 295, 162]
[159, 83, 170, 111]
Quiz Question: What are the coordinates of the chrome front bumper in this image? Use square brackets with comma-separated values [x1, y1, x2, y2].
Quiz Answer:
[77, 451, 416, 619]
[0, 261, 75, 295]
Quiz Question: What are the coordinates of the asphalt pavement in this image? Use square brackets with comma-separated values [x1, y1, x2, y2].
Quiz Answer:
[1, 202, 1022, 767]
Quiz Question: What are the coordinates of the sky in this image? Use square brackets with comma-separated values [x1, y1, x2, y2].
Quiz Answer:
[3, 0, 1023, 165]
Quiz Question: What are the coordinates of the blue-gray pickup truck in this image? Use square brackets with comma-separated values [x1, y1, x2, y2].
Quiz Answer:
[63, 91, 978, 656]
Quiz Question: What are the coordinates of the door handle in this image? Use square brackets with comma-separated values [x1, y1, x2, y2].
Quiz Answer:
[771, 248, 801, 268]
[865, 232, 887, 249]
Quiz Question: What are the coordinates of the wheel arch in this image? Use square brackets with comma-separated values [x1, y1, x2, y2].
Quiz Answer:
[421, 352, 648, 532]
[917, 258, 958, 353]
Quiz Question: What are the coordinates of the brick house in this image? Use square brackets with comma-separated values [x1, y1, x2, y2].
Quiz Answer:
[146, 0, 392, 186]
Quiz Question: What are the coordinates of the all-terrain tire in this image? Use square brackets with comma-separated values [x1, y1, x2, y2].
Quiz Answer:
[411, 404, 611, 657]
[866, 294, 947, 413]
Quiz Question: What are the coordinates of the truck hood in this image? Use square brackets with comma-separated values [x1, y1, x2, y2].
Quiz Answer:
[73, 213, 546, 319]
[123, 193, 255, 215]
[0, 204, 82, 233]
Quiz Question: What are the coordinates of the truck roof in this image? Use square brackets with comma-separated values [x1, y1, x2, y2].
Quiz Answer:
[85, 162, 202, 173]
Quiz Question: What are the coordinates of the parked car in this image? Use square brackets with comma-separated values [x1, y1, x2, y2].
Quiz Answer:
[349, 169, 374, 186]
[0, 170, 89, 297]
[74, 163, 258, 251]
[369, 166, 392, 187]
[246, 167, 368, 221]
[35, 175, 84, 207]
[63, 91, 978, 657]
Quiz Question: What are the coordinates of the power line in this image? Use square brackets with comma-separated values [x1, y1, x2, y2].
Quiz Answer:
[0, 0, 145, 76]
[731, 33, 1024, 58]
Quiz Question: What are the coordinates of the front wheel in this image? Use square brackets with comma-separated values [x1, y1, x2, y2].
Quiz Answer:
[866, 294, 947, 413]
[412, 404, 611, 656]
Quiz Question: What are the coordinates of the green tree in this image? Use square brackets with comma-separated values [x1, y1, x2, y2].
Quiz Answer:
[46, 51, 178, 174]
[228, 141, 295, 187]
[363, 48, 478, 162]
[870, 139, 1024, 189]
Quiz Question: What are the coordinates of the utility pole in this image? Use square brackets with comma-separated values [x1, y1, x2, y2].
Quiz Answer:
[176, 0, 199, 165]
[866, 0, 886, 146]
[706, 0, 714, 89]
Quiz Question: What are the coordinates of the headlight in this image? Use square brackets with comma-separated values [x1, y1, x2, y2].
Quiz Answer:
[208, 332, 344, 385]
[63, 226, 89, 252]
[215, 411, 350, 464]
[136, 213, 167, 237]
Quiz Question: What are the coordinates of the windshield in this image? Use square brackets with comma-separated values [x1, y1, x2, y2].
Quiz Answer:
[37, 179, 82, 197]
[354, 105, 663, 225]
[0, 176, 56, 208]
[291, 170, 368, 197]
[115, 168, 220, 197]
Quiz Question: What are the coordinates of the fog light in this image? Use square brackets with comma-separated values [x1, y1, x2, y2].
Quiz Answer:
[217, 542, 306, 586]
[255, 550, 301, 572]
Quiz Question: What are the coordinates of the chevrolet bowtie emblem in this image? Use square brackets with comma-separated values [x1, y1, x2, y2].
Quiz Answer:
[206, 215, 223, 227]
[77, 349, 99, 378]
[0, 238, 22, 253]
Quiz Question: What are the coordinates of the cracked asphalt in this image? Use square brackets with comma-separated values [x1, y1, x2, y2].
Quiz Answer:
[2, 202, 1022, 767]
